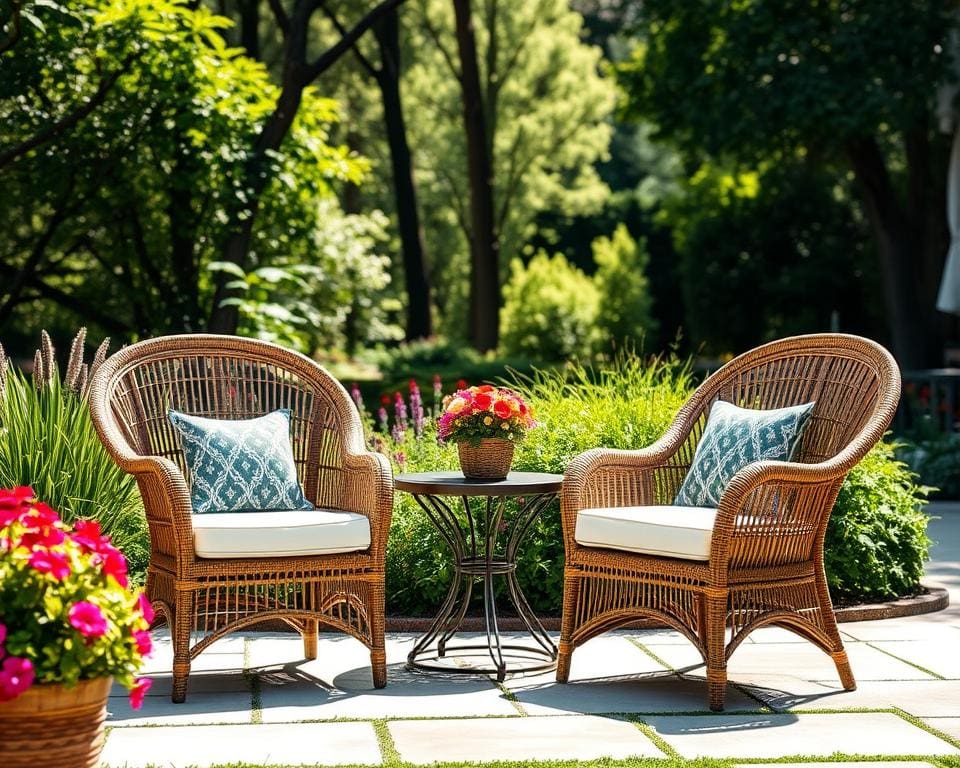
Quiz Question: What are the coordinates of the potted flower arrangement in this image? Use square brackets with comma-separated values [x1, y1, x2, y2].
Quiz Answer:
[437, 385, 537, 479]
[0, 486, 152, 768]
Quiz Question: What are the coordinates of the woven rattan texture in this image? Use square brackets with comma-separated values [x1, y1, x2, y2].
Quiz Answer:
[556, 333, 900, 711]
[88, 335, 393, 702]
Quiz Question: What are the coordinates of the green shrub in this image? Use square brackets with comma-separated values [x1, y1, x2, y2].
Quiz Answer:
[379, 352, 932, 614]
[897, 434, 960, 499]
[500, 252, 600, 362]
[592, 224, 658, 347]
[0, 336, 149, 583]
[825, 441, 932, 602]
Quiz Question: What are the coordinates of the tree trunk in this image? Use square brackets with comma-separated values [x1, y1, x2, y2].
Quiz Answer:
[373, 9, 433, 341]
[239, 0, 260, 60]
[453, 0, 499, 352]
[846, 134, 946, 369]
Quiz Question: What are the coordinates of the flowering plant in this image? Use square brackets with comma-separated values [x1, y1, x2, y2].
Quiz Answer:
[0, 487, 152, 708]
[437, 385, 536, 446]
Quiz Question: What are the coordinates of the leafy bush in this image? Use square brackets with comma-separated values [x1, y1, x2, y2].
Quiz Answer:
[897, 434, 960, 500]
[0, 333, 149, 583]
[592, 224, 658, 347]
[500, 252, 600, 361]
[376, 352, 932, 614]
[825, 441, 932, 602]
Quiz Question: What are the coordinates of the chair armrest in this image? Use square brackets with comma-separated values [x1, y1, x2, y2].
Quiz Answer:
[708, 458, 849, 575]
[561, 427, 691, 555]
[342, 451, 394, 563]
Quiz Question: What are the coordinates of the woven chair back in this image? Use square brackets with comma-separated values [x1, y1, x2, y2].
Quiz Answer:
[100, 335, 359, 509]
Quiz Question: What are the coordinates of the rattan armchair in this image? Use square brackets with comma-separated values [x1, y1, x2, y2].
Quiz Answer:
[557, 334, 900, 711]
[89, 335, 393, 702]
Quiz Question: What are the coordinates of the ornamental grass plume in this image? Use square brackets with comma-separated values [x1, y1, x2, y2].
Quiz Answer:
[0, 488, 152, 708]
[437, 384, 536, 447]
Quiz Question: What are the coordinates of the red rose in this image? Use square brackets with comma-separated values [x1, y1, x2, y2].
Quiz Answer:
[493, 400, 512, 419]
[473, 393, 493, 411]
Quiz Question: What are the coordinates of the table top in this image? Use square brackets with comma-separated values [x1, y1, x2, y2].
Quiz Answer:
[395, 471, 563, 497]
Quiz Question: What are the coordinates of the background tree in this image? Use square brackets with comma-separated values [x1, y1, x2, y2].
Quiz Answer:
[618, 0, 953, 367]
[404, 0, 615, 349]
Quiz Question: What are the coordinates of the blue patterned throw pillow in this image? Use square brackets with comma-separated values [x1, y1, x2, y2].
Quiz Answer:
[168, 408, 313, 514]
[674, 400, 815, 508]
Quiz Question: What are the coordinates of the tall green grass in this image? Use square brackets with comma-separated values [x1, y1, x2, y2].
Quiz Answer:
[0, 365, 149, 581]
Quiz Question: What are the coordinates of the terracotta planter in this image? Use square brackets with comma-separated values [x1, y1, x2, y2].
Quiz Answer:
[0, 677, 112, 768]
[457, 438, 515, 480]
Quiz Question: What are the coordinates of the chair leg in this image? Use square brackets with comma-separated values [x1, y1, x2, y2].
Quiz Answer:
[369, 584, 387, 689]
[171, 592, 194, 704]
[704, 592, 728, 712]
[556, 570, 580, 683]
[816, 570, 856, 691]
[302, 618, 318, 660]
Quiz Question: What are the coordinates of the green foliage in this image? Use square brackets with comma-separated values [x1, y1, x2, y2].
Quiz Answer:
[661, 162, 881, 355]
[400, 0, 616, 340]
[500, 252, 600, 362]
[592, 224, 658, 347]
[214, 205, 400, 353]
[618, 0, 949, 160]
[0, 367, 149, 581]
[897, 435, 960, 500]
[826, 441, 932, 602]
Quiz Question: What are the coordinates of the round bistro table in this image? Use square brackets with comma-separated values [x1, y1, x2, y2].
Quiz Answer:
[395, 471, 563, 681]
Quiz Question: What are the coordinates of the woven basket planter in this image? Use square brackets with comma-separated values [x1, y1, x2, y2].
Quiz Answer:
[0, 677, 112, 768]
[457, 438, 515, 480]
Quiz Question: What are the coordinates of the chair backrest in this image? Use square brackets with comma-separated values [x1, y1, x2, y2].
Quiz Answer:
[659, 334, 901, 501]
[89, 335, 364, 509]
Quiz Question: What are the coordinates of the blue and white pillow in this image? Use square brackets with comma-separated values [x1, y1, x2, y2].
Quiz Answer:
[168, 408, 313, 514]
[674, 400, 815, 508]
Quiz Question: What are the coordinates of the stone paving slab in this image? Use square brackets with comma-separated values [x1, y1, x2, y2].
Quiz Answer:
[743, 678, 960, 716]
[841, 619, 960, 642]
[645, 636, 934, 682]
[388, 715, 664, 763]
[508, 672, 758, 715]
[106, 689, 254, 728]
[101, 722, 382, 767]
[641, 712, 960, 758]
[868, 640, 960, 678]
[248, 634, 518, 720]
[922, 718, 960, 741]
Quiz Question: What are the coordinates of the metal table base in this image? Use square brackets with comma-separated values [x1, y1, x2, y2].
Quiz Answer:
[396, 473, 562, 681]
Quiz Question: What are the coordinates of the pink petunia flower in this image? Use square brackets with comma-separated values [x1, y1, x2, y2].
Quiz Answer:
[98, 545, 129, 588]
[68, 601, 109, 638]
[71, 519, 104, 553]
[29, 549, 70, 580]
[133, 629, 153, 657]
[0, 656, 35, 701]
[137, 593, 155, 625]
[128, 677, 152, 710]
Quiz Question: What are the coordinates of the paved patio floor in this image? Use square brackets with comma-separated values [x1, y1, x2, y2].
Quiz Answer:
[102, 503, 960, 767]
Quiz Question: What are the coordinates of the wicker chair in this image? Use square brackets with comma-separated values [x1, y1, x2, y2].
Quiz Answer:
[557, 333, 900, 711]
[89, 335, 393, 702]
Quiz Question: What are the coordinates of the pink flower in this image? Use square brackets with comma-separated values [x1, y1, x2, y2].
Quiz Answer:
[137, 593, 155, 625]
[29, 549, 70, 580]
[0, 656, 35, 701]
[68, 601, 109, 638]
[98, 546, 129, 588]
[128, 677, 152, 710]
[133, 629, 153, 657]
[0, 622, 5, 661]
[71, 519, 104, 552]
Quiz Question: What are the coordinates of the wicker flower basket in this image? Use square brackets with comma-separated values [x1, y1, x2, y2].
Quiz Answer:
[0, 677, 112, 768]
[458, 438, 515, 480]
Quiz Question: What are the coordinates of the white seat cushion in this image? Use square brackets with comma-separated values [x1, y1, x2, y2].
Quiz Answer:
[192, 509, 371, 559]
[574, 505, 717, 561]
